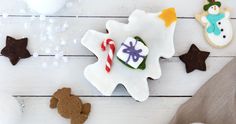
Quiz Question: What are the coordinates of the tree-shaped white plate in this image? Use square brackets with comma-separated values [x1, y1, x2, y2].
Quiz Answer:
[81, 8, 177, 102]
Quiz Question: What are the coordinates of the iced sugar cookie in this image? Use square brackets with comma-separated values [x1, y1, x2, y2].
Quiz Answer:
[196, 0, 233, 48]
[81, 8, 177, 102]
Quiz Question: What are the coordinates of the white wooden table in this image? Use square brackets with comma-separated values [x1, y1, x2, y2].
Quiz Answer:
[0, 0, 235, 123]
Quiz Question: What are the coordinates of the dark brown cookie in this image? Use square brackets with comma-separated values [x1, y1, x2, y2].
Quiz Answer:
[179, 44, 210, 73]
[50, 88, 91, 124]
[1, 36, 31, 65]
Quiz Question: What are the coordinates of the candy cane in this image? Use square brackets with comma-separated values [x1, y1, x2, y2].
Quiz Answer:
[101, 38, 116, 73]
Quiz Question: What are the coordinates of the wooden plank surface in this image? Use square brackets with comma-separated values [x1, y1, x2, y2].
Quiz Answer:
[0, 56, 231, 96]
[0, 17, 236, 56]
[0, 0, 235, 17]
[19, 97, 188, 124]
[0, 0, 235, 123]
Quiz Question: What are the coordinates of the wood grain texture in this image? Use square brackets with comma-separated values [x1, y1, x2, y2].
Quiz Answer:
[18, 97, 188, 124]
[0, 56, 231, 96]
[0, 17, 235, 56]
[0, 0, 235, 123]
[0, 0, 235, 17]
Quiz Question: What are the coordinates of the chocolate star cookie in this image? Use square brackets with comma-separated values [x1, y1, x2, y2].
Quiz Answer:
[1, 36, 31, 65]
[179, 44, 210, 73]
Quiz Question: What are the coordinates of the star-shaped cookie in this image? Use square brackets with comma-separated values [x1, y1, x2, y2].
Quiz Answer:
[1, 36, 31, 65]
[179, 44, 210, 73]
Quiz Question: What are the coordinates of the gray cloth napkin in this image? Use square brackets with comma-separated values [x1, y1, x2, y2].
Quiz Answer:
[170, 58, 236, 124]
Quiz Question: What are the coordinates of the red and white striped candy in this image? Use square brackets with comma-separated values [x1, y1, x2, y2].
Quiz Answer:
[101, 38, 116, 73]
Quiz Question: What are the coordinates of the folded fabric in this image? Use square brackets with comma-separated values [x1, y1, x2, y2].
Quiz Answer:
[170, 57, 236, 124]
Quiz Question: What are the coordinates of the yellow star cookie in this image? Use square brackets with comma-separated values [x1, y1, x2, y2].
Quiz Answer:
[159, 8, 177, 27]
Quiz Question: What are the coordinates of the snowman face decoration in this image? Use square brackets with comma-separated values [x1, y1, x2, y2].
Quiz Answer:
[208, 5, 220, 15]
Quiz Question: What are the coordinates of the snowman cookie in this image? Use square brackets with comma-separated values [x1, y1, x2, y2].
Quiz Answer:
[196, 0, 233, 48]
[81, 8, 177, 102]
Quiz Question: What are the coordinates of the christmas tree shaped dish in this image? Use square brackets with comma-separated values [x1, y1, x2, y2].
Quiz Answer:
[81, 8, 177, 102]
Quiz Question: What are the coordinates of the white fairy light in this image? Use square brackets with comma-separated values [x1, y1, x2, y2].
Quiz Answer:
[19, 9, 26, 14]
[58, 51, 64, 57]
[60, 40, 67, 45]
[23, 12, 72, 68]
[49, 19, 55, 24]
[60, 22, 69, 32]
[30, 15, 36, 21]
[39, 15, 46, 21]
[73, 39, 77, 44]
[63, 23, 69, 29]
[33, 52, 39, 58]
[2, 13, 8, 18]
[55, 51, 64, 60]
[54, 46, 60, 51]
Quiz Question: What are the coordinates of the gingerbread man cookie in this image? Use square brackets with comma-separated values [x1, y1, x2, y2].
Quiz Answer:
[50, 88, 91, 124]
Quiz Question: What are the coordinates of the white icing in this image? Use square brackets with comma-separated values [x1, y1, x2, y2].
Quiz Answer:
[207, 15, 232, 47]
[199, 10, 233, 47]
[208, 5, 220, 15]
[116, 37, 149, 69]
[25, 0, 67, 15]
[81, 9, 176, 102]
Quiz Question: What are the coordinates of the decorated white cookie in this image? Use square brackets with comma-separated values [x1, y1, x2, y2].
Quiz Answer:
[196, 0, 233, 48]
[25, 0, 67, 15]
[81, 8, 177, 102]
